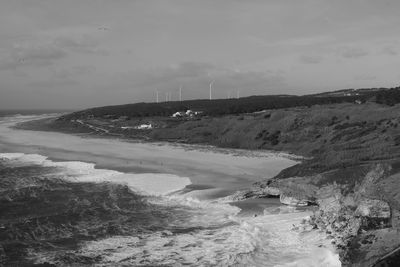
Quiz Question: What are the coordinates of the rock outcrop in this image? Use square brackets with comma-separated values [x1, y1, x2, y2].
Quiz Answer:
[356, 199, 391, 219]
[279, 193, 309, 206]
[251, 163, 400, 266]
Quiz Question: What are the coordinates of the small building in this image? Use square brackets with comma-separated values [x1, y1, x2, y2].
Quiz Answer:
[172, 111, 185, 118]
[172, 110, 203, 118]
[186, 110, 203, 117]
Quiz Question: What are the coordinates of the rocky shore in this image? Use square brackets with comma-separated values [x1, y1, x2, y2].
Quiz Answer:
[233, 163, 400, 266]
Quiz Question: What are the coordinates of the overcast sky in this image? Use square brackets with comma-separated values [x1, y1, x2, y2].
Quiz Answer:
[1, 0, 399, 109]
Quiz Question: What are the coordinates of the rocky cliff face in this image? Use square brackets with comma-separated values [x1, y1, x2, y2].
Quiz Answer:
[250, 163, 400, 266]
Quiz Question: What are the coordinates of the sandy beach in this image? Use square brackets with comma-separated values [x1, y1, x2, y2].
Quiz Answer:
[0, 115, 297, 199]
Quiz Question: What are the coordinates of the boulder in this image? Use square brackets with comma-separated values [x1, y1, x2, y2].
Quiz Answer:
[317, 194, 342, 214]
[262, 186, 280, 196]
[356, 199, 391, 219]
[280, 193, 309, 206]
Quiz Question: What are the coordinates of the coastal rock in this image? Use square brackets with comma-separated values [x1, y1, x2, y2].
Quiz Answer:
[280, 193, 309, 206]
[317, 194, 342, 214]
[262, 186, 281, 196]
[225, 185, 282, 202]
[356, 199, 391, 219]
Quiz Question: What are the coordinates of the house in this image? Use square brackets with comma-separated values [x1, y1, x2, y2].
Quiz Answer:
[186, 110, 203, 117]
[172, 110, 203, 118]
[172, 111, 185, 118]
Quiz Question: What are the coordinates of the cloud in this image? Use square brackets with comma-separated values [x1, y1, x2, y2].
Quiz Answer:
[114, 62, 286, 98]
[354, 74, 377, 81]
[0, 34, 104, 71]
[52, 65, 96, 79]
[340, 47, 368, 59]
[28, 79, 79, 88]
[0, 43, 67, 70]
[382, 46, 397, 55]
[54, 35, 105, 55]
[299, 55, 323, 64]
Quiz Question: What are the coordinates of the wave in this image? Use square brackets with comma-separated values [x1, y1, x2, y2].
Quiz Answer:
[31, 209, 340, 266]
[0, 153, 191, 195]
[0, 152, 341, 266]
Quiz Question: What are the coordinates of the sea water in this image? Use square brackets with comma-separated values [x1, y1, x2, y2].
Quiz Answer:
[0, 152, 341, 267]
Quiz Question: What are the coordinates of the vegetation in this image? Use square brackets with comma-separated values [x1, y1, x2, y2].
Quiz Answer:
[61, 87, 399, 120]
[376, 87, 400, 106]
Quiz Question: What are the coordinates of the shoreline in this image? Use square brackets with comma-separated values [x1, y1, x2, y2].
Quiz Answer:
[13, 116, 305, 162]
[5, 103, 400, 267]
[1, 115, 298, 201]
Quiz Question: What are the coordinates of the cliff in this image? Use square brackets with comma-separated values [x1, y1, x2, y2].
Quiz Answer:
[243, 163, 400, 266]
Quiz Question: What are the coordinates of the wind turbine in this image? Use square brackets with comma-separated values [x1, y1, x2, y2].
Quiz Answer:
[156, 90, 159, 103]
[209, 80, 214, 100]
[236, 89, 240, 99]
[179, 86, 182, 101]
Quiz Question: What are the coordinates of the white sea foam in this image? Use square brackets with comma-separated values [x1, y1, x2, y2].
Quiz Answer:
[1, 151, 341, 266]
[71, 192, 340, 266]
[32, 209, 340, 267]
[0, 153, 191, 195]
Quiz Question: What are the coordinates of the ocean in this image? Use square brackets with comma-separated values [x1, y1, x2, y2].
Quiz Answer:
[0, 112, 341, 266]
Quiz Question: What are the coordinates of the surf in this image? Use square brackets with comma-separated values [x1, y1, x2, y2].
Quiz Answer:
[0, 152, 341, 266]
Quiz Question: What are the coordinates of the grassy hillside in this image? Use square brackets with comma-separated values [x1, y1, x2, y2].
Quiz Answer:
[59, 90, 372, 119]
[60, 86, 399, 120]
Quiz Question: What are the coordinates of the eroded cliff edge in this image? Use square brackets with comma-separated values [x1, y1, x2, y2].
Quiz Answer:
[240, 163, 400, 266]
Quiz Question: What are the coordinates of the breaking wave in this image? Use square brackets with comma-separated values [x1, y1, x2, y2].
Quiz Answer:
[0, 153, 341, 266]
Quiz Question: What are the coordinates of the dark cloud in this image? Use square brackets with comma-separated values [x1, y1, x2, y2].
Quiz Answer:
[341, 47, 368, 58]
[382, 46, 398, 55]
[0, 44, 67, 70]
[299, 55, 323, 64]
[354, 74, 377, 81]
[113, 62, 286, 100]
[0, 34, 104, 71]
[54, 36, 105, 55]
[28, 79, 79, 88]
[52, 65, 96, 79]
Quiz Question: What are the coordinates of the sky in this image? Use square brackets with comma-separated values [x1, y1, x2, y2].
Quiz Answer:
[0, 0, 399, 110]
